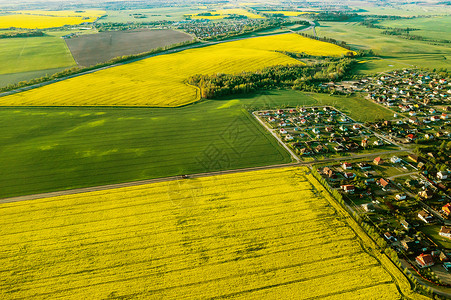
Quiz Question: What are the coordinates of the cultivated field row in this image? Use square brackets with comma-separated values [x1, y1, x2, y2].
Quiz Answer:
[0, 167, 403, 299]
[0, 34, 353, 107]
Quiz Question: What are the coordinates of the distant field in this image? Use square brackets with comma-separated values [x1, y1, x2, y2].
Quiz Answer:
[0, 90, 392, 198]
[97, 7, 201, 23]
[187, 8, 264, 19]
[378, 15, 451, 41]
[65, 29, 194, 67]
[357, 4, 451, 16]
[0, 31, 76, 76]
[0, 10, 104, 29]
[260, 11, 316, 16]
[0, 33, 353, 107]
[0, 67, 68, 88]
[0, 167, 405, 299]
[309, 22, 451, 72]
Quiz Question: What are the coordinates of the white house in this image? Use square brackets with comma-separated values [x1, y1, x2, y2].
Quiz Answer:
[396, 194, 407, 200]
[437, 171, 448, 180]
[391, 156, 401, 163]
[418, 210, 434, 223]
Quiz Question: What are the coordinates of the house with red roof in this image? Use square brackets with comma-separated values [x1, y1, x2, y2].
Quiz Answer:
[442, 203, 451, 217]
[373, 157, 384, 165]
[342, 162, 352, 170]
[341, 185, 355, 193]
[416, 253, 434, 268]
[377, 178, 390, 189]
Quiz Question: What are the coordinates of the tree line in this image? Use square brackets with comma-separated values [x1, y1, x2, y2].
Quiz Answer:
[186, 58, 356, 99]
[0, 31, 44, 39]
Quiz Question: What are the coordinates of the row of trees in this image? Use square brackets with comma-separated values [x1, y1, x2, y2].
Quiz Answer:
[296, 32, 352, 50]
[0, 31, 44, 39]
[311, 12, 358, 22]
[187, 58, 357, 99]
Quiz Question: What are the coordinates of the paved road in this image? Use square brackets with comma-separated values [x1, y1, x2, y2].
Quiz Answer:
[0, 147, 407, 205]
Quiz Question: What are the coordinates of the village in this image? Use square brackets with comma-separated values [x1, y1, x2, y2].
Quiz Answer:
[254, 103, 451, 287]
[318, 153, 451, 287]
[174, 17, 302, 40]
[255, 106, 399, 161]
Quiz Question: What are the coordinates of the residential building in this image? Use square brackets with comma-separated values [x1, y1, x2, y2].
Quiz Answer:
[416, 253, 434, 268]
[439, 226, 451, 239]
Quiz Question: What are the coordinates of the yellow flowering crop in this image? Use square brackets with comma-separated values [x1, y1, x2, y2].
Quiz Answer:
[0, 10, 105, 29]
[0, 167, 405, 299]
[0, 34, 354, 107]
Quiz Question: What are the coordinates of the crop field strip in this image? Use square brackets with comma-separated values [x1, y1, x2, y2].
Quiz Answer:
[0, 89, 396, 199]
[0, 32, 76, 76]
[0, 34, 353, 107]
[310, 21, 451, 71]
[65, 29, 194, 67]
[0, 168, 402, 299]
[0, 10, 105, 29]
[0, 105, 289, 195]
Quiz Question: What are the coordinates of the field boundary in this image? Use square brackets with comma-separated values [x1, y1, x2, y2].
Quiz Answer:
[0, 162, 299, 204]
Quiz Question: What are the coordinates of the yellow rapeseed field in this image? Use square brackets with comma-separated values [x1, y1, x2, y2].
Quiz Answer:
[0, 167, 406, 299]
[13, 10, 105, 18]
[0, 34, 354, 107]
[187, 8, 264, 19]
[0, 10, 104, 29]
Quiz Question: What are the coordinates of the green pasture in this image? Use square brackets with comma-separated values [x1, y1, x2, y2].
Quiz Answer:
[0, 31, 76, 76]
[378, 15, 451, 41]
[308, 22, 451, 72]
[0, 90, 391, 198]
[356, 4, 451, 16]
